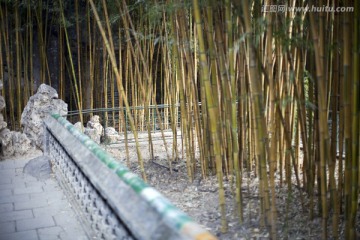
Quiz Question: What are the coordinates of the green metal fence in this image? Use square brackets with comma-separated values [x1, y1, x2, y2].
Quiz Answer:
[65, 104, 181, 133]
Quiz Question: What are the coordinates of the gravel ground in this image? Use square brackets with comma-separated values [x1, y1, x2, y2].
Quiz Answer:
[103, 130, 359, 239]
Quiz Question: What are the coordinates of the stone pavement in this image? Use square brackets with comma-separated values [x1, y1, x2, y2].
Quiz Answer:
[0, 152, 89, 240]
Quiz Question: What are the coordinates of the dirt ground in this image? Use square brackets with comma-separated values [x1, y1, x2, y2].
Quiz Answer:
[104, 130, 360, 240]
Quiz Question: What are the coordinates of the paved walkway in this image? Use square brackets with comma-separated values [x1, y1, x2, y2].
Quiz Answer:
[0, 153, 88, 240]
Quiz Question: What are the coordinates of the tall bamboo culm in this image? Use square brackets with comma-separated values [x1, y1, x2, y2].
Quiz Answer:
[0, 1, 358, 239]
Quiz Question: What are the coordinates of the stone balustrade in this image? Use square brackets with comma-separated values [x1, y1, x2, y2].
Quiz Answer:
[44, 114, 216, 240]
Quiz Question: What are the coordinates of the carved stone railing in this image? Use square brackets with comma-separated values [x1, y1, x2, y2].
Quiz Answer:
[44, 114, 216, 240]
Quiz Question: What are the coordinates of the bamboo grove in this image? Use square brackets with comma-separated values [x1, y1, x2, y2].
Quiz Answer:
[0, 0, 359, 239]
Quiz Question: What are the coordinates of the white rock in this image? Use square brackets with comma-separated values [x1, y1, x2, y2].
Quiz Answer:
[12, 131, 33, 156]
[74, 122, 84, 133]
[0, 114, 7, 131]
[0, 84, 33, 159]
[0, 128, 14, 157]
[86, 115, 103, 136]
[103, 127, 121, 144]
[84, 128, 101, 144]
[84, 115, 103, 144]
[104, 127, 118, 135]
[0, 128, 33, 159]
[21, 84, 68, 149]
[0, 96, 5, 111]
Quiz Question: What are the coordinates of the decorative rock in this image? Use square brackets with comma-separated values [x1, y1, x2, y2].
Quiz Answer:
[0, 96, 5, 111]
[84, 115, 103, 144]
[74, 122, 84, 133]
[12, 131, 33, 156]
[84, 128, 101, 144]
[104, 127, 118, 136]
[0, 128, 33, 159]
[86, 115, 103, 136]
[21, 84, 68, 149]
[0, 80, 33, 159]
[0, 114, 6, 131]
[0, 83, 5, 131]
[0, 128, 14, 157]
[23, 155, 51, 180]
[103, 127, 121, 144]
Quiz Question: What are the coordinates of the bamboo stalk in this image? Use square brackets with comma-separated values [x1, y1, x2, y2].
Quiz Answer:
[193, 0, 227, 232]
[309, 7, 330, 239]
[89, 0, 147, 181]
[75, 0, 83, 115]
[349, 2, 359, 239]
[264, 1, 277, 236]
[14, 0, 22, 129]
[241, 0, 273, 232]
[59, 0, 83, 127]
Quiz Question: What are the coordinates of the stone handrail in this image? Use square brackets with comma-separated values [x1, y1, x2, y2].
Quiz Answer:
[44, 114, 216, 240]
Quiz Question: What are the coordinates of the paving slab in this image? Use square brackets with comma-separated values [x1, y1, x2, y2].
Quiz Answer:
[13, 158, 31, 168]
[38, 226, 63, 240]
[14, 197, 48, 210]
[0, 230, 38, 240]
[0, 189, 12, 197]
[0, 177, 11, 184]
[0, 160, 15, 169]
[33, 203, 72, 218]
[32, 191, 65, 202]
[11, 176, 39, 184]
[0, 209, 33, 223]
[0, 221, 16, 233]
[0, 182, 25, 190]
[16, 215, 56, 232]
[0, 202, 13, 213]
[0, 155, 89, 240]
[0, 169, 16, 177]
[13, 185, 44, 195]
[0, 193, 31, 204]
